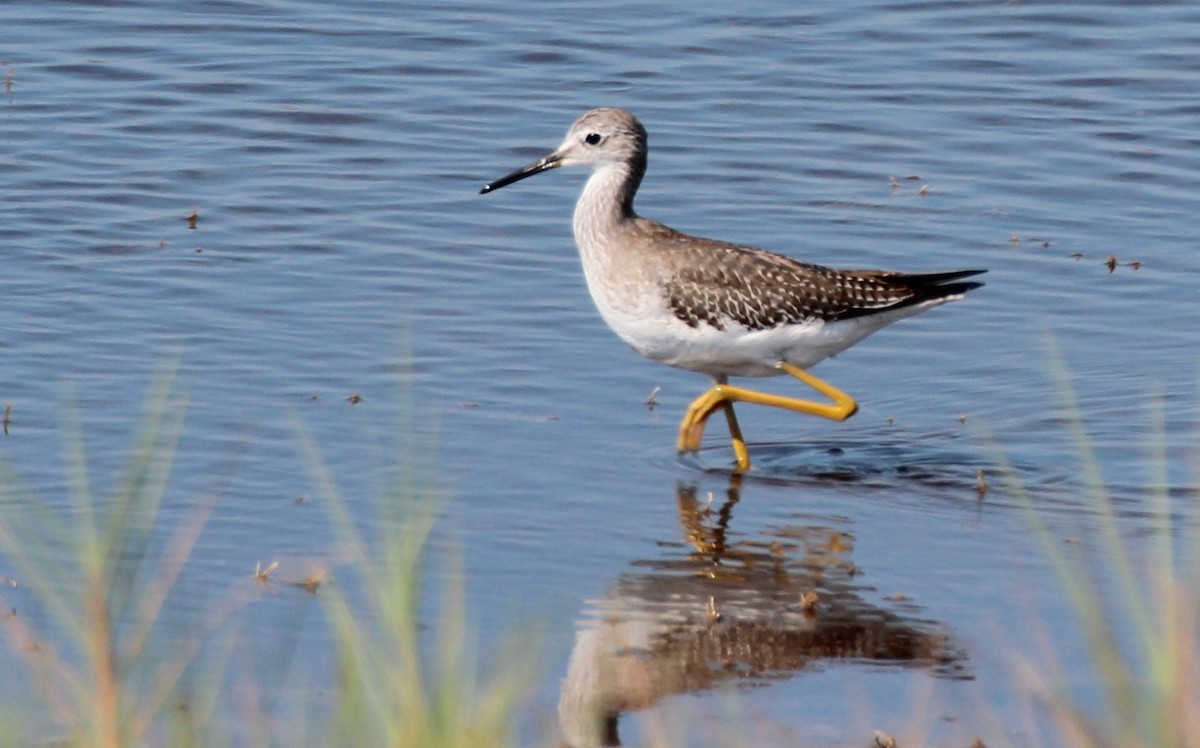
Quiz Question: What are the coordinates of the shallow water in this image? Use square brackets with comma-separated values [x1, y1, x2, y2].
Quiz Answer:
[3, 0, 1200, 744]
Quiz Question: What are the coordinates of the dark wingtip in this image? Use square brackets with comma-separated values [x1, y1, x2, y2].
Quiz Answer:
[892, 269, 987, 293]
[923, 269, 986, 298]
[953, 269, 988, 280]
[937, 280, 986, 295]
[837, 269, 986, 320]
[921, 269, 988, 284]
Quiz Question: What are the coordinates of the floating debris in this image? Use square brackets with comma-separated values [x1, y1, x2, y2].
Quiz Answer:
[918, 184, 928, 196]
[873, 729, 898, 747]
[645, 385, 661, 411]
[889, 175, 921, 191]
[799, 590, 819, 611]
[294, 573, 325, 594]
[2, 403, 10, 435]
[1007, 234, 1054, 249]
[1104, 255, 1142, 272]
[976, 469, 988, 497]
[186, 209, 199, 229]
[253, 560, 280, 585]
[347, 393, 363, 405]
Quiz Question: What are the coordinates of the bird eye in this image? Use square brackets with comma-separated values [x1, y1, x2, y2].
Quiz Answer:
[584, 132, 602, 145]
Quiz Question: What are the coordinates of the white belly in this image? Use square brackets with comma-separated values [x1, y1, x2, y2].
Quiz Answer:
[585, 272, 947, 379]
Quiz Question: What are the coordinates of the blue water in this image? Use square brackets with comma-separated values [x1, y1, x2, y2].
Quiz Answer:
[3, 1, 1199, 744]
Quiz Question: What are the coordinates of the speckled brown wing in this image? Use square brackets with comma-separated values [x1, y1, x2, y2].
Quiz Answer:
[657, 233, 985, 331]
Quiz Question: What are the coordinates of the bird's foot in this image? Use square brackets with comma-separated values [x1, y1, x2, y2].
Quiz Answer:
[677, 385, 730, 453]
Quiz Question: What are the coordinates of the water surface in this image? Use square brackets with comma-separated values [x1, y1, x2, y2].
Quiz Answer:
[3, 1, 1199, 744]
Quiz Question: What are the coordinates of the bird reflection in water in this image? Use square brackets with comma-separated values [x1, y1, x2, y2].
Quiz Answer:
[559, 476, 969, 747]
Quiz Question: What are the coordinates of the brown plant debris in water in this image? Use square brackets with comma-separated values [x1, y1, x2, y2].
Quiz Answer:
[253, 561, 279, 586]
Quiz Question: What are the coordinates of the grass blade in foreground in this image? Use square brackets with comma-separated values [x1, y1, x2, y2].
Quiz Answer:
[295, 420, 539, 748]
[991, 341, 1200, 748]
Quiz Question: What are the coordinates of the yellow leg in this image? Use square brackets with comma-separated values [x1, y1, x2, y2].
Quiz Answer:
[721, 403, 752, 473]
[677, 362, 859, 466]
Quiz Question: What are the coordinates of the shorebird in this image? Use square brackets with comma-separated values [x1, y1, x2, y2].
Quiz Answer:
[481, 108, 984, 472]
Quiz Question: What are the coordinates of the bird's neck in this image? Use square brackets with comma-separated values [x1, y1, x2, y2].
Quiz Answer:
[572, 159, 645, 253]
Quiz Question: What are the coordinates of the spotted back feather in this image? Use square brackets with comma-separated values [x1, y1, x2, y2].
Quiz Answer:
[650, 225, 984, 331]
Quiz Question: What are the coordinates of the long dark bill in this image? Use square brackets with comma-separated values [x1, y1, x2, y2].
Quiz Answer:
[480, 152, 561, 194]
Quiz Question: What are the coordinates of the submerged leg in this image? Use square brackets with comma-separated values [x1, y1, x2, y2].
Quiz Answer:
[678, 362, 859, 467]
